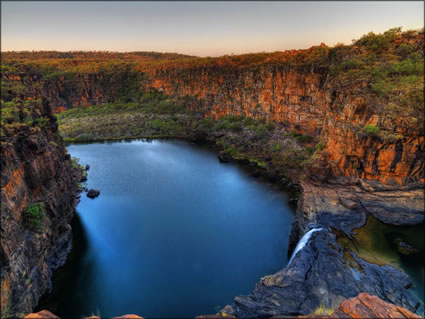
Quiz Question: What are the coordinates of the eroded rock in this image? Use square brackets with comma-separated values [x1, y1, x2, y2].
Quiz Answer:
[330, 293, 422, 318]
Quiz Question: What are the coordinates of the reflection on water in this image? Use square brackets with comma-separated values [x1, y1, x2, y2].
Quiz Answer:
[37, 140, 295, 318]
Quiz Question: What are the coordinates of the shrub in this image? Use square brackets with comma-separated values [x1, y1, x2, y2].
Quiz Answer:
[361, 124, 380, 135]
[243, 117, 255, 126]
[222, 115, 244, 122]
[389, 58, 423, 76]
[395, 43, 415, 59]
[356, 28, 401, 53]
[23, 202, 45, 231]
[271, 143, 282, 152]
[254, 124, 268, 139]
[230, 122, 242, 132]
[35, 117, 49, 128]
[306, 146, 314, 154]
[71, 157, 81, 169]
[266, 122, 275, 131]
[371, 80, 395, 96]
[196, 118, 215, 131]
[295, 134, 312, 143]
[315, 142, 325, 151]
[336, 59, 365, 72]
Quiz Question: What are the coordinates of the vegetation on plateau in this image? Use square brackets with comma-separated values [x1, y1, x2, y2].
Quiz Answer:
[328, 28, 424, 123]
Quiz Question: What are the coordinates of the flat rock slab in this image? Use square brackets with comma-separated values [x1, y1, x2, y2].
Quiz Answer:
[300, 179, 424, 235]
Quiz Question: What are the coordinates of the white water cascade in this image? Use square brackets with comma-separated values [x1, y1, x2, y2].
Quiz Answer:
[288, 227, 323, 265]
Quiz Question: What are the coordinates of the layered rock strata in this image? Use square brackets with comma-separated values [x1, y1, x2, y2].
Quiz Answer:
[0, 100, 82, 317]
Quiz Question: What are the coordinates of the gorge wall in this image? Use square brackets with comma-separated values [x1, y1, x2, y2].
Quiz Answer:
[145, 62, 424, 185]
[0, 99, 81, 317]
[2, 30, 424, 186]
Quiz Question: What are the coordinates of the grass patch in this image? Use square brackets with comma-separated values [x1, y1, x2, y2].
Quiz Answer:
[313, 304, 334, 316]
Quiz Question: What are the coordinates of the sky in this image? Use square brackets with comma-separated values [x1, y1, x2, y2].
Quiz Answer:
[1, 1, 424, 57]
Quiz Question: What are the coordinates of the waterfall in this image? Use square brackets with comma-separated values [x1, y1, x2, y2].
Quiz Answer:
[288, 227, 323, 265]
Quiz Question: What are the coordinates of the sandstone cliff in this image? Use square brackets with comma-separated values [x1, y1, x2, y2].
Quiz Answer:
[2, 29, 424, 185]
[0, 99, 82, 317]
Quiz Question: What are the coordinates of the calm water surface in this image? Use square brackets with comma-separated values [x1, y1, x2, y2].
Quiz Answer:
[42, 140, 295, 318]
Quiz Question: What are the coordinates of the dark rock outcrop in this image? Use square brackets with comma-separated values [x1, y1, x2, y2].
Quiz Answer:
[296, 178, 424, 239]
[0, 100, 82, 317]
[86, 189, 100, 198]
[222, 229, 420, 317]
[396, 241, 418, 255]
[218, 174, 424, 318]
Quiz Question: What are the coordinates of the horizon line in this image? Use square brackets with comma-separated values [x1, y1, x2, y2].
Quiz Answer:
[2, 26, 423, 58]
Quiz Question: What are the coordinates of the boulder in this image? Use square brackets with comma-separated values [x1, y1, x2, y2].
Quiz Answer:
[87, 189, 100, 198]
[331, 293, 422, 318]
[394, 238, 418, 255]
[24, 310, 59, 319]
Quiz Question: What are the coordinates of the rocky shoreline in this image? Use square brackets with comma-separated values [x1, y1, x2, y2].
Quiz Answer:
[54, 135, 425, 318]
[24, 293, 423, 318]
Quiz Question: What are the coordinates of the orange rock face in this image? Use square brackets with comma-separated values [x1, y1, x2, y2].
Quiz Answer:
[335, 293, 422, 319]
[300, 293, 422, 318]
[144, 61, 424, 185]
